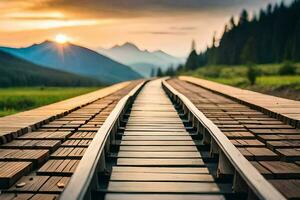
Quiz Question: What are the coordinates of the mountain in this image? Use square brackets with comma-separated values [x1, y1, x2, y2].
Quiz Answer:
[130, 63, 157, 77]
[98, 42, 184, 77]
[0, 41, 142, 84]
[0, 49, 101, 87]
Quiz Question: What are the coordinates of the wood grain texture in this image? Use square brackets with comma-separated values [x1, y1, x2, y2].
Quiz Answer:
[179, 76, 300, 128]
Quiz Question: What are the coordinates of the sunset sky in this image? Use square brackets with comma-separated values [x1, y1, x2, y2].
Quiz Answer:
[0, 0, 292, 57]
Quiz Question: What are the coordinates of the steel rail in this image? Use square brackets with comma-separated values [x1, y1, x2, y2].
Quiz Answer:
[162, 80, 286, 200]
[59, 81, 146, 200]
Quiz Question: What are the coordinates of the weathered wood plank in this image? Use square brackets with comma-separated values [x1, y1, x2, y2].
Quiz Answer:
[0, 140, 60, 152]
[69, 132, 96, 139]
[117, 158, 204, 166]
[61, 139, 92, 147]
[8, 175, 49, 192]
[122, 136, 192, 141]
[120, 141, 200, 146]
[110, 172, 214, 182]
[112, 167, 209, 174]
[37, 159, 79, 176]
[104, 194, 225, 200]
[0, 149, 49, 167]
[259, 161, 300, 178]
[17, 131, 72, 140]
[119, 146, 198, 152]
[50, 147, 86, 159]
[123, 131, 190, 136]
[39, 176, 70, 193]
[276, 148, 300, 161]
[238, 147, 278, 161]
[0, 193, 34, 200]
[0, 162, 32, 188]
[106, 182, 232, 193]
[117, 152, 201, 158]
[270, 179, 300, 199]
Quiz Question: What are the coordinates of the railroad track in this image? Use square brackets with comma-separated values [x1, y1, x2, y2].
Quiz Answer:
[0, 78, 299, 199]
[60, 79, 284, 200]
[0, 81, 142, 200]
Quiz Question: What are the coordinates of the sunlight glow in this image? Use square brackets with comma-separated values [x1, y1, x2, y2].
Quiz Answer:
[55, 34, 69, 44]
[6, 11, 65, 19]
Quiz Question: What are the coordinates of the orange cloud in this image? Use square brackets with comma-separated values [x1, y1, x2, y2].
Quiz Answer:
[0, 0, 293, 57]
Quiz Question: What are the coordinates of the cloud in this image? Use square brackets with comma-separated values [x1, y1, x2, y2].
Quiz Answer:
[132, 31, 188, 35]
[24, 0, 291, 19]
[170, 26, 197, 31]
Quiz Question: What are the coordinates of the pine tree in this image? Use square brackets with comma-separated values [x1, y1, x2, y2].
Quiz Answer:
[185, 50, 199, 70]
[191, 40, 196, 51]
[212, 32, 217, 48]
[241, 37, 257, 64]
[156, 68, 163, 77]
[165, 66, 175, 77]
[229, 16, 235, 29]
[150, 68, 155, 77]
[177, 64, 184, 72]
[239, 9, 249, 25]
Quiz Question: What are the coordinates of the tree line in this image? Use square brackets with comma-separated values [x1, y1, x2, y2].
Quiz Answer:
[184, 0, 300, 70]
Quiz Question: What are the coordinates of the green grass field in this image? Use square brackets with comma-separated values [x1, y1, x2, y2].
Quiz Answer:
[180, 63, 300, 100]
[0, 87, 99, 117]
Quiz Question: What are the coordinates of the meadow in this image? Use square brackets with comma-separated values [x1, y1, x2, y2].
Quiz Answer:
[181, 63, 300, 100]
[0, 87, 99, 117]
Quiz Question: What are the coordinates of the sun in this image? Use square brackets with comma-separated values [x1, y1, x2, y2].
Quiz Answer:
[55, 34, 69, 44]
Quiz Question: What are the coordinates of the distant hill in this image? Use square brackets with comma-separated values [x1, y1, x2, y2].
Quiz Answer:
[0, 41, 142, 84]
[0, 49, 101, 87]
[130, 63, 157, 77]
[98, 42, 184, 77]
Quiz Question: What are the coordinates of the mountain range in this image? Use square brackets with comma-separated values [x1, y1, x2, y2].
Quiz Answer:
[98, 42, 184, 77]
[0, 41, 142, 84]
[0, 49, 101, 87]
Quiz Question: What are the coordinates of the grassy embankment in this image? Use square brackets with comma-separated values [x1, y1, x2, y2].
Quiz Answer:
[180, 63, 300, 101]
[0, 87, 99, 117]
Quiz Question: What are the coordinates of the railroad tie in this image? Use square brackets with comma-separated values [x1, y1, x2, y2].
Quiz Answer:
[103, 80, 231, 200]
